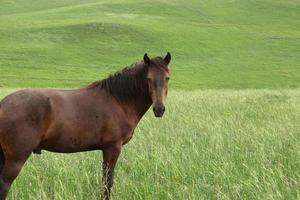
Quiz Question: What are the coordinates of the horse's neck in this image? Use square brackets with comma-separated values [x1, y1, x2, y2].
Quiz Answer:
[120, 69, 152, 122]
[121, 96, 152, 124]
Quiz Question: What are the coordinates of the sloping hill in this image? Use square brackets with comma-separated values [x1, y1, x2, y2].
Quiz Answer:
[0, 0, 299, 89]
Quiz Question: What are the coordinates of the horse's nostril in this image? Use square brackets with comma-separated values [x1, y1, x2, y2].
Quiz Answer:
[153, 106, 165, 116]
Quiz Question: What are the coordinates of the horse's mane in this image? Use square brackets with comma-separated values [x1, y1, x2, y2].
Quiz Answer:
[87, 61, 149, 101]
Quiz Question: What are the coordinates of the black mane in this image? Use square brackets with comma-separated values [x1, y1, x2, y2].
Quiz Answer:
[87, 61, 149, 101]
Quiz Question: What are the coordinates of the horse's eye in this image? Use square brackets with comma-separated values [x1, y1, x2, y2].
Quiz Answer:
[166, 77, 170, 81]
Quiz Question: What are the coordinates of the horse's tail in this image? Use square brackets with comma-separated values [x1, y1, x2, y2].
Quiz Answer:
[0, 145, 4, 174]
[0, 104, 5, 173]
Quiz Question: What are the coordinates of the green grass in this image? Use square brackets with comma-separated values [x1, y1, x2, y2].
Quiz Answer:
[0, 0, 300, 89]
[0, 0, 300, 199]
[0, 89, 299, 200]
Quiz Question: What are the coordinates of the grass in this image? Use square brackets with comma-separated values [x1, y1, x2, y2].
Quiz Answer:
[0, 0, 300, 199]
[0, 89, 299, 200]
[0, 0, 300, 89]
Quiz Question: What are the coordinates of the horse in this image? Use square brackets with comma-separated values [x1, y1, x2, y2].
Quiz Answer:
[0, 52, 171, 200]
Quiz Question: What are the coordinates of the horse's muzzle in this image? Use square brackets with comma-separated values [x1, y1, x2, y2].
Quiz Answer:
[153, 105, 165, 118]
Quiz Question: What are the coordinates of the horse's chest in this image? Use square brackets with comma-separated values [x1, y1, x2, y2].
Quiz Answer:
[122, 130, 134, 145]
[96, 120, 136, 145]
[120, 123, 136, 145]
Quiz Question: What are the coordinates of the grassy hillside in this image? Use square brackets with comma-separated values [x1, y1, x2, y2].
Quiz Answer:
[0, 0, 299, 89]
[0, 89, 299, 200]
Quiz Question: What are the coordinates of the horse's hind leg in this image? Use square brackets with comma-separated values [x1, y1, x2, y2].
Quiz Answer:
[0, 151, 31, 200]
[0, 127, 39, 200]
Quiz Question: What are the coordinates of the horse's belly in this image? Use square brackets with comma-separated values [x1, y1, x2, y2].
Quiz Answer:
[39, 138, 103, 153]
[39, 129, 104, 153]
[41, 144, 102, 153]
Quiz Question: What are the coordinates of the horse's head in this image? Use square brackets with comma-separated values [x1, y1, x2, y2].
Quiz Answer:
[144, 52, 171, 118]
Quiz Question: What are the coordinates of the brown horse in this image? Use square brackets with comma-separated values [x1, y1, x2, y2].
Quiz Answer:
[0, 53, 171, 200]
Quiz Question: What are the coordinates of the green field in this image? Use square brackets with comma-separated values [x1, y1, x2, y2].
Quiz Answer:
[0, 0, 300, 89]
[0, 89, 299, 200]
[0, 0, 300, 200]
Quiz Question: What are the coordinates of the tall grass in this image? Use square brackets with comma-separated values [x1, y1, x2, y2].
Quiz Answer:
[0, 89, 299, 200]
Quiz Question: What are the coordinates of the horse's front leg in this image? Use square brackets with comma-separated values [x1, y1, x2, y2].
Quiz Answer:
[102, 145, 121, 200]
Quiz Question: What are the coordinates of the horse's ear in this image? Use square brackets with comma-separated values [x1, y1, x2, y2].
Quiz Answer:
[144, 53, 151, 65]
[164, 52, 171, 65]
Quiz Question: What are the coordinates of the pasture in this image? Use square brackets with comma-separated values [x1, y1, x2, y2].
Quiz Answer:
[0, 89, 299, 200]
[0, 0, 300, 200]
[0, 0, 299, 89]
